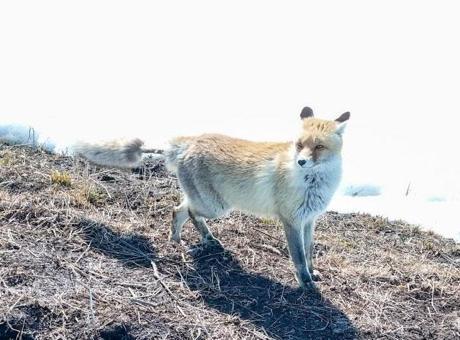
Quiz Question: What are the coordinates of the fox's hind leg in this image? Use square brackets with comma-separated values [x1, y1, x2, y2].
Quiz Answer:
[173, 165, 228, 246]
[188, 209, 221, 246]
[170, 200, 190, 243]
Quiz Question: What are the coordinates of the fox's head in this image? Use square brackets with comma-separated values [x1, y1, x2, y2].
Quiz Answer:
[294, 107, 350, 169]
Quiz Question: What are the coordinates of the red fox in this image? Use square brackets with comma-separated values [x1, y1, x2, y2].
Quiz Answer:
[74, 107, 350, 287]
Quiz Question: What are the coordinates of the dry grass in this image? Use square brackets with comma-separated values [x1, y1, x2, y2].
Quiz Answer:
[0, 143, 459, 339]
[50, 170, 72, 187]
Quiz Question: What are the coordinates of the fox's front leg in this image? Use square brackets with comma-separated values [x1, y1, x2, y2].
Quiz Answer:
[282, 221, 313, 288]
[303, 219, 320, 281]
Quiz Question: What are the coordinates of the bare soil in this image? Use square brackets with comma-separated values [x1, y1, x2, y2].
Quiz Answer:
[0, 144, 459, 339]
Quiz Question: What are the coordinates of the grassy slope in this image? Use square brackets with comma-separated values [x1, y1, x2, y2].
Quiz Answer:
[0, 144, 459, 340]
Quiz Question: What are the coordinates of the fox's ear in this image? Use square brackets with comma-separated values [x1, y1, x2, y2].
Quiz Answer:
[336, 122, 347, 136]
[300, 107, 314, 119]
[335, 111, 350, 123]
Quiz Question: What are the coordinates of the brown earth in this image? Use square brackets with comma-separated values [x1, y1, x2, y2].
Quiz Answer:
[0, 143, 459, 339]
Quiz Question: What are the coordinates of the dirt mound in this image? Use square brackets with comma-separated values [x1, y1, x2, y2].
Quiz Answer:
[0, 144, 459, 339]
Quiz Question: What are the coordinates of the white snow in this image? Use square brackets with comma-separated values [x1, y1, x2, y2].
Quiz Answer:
[330, 195, 460, 242]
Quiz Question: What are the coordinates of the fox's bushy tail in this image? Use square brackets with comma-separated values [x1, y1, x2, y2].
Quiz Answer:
[73, 138, 163, 168]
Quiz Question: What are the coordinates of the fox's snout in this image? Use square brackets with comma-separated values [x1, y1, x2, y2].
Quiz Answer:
[296, 154, 314, 168]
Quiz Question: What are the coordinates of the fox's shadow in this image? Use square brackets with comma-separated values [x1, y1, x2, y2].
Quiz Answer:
[179, 243, 357, 340]
[78, 219, 157, 268]
[76, 220, 357, 339]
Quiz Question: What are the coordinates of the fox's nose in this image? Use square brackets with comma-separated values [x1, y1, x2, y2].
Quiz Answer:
[298, 159, 306, 166]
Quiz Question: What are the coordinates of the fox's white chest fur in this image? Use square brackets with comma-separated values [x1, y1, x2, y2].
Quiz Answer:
[270, 157, 342, 223]
[295, 159, 342, 218]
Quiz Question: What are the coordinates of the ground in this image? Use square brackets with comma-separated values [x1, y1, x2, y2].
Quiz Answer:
[0, 144, 459, 340]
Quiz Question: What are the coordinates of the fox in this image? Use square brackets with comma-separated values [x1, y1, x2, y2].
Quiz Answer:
[74, 107, 350, 288]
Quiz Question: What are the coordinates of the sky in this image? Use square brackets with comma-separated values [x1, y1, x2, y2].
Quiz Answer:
[1, 1, 459, 240]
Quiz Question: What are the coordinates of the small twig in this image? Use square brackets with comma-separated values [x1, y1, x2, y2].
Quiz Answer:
[115, 281, 148, 289]
[33, 171, 51, 179]
[176, 269, 199, 298]
[253, 227, 285, 244]
[19, 317, 26, 339]
[175, 303, 187, 317]
[74, 241, 92, 264]
[0, 180, 15, 187]
[8, 295, 25, 312]
[405, 182, 411, 197]
[303, 310, 330, 332]
[151, 261, 177, 300]
[257, 243, 282, 256]
[440, 252, 460, 268]
[88, 286, 95, 322]
[131, 298, 163, 308]
[89, 178, 112, 199]
[246, 327, 269, 340]
[431, 283, 439, 314]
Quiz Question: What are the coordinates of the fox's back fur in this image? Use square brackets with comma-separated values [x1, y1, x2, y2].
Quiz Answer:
[165, 134, 341, 220]
[166, 135, 289, 215]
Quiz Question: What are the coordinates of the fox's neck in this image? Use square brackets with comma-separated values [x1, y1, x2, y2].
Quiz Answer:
[304, 157, 342, 212]
[287, 154, 342, 195]
[308, 158, 342, 188]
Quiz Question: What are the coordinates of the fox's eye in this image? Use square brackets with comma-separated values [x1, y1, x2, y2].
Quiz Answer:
[315, 145, 325, 151]
[296, 141, 303, 150]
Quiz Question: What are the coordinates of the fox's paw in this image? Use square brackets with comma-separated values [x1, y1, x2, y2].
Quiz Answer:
[295, 271, 317, 290]
[202, 234, 222, 247]
[299, 281, 317, 290]
[296, 276, 316, 290]
[169, 233, 183, 244]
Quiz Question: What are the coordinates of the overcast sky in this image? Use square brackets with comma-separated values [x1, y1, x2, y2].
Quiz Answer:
[1, 1, 459, 199]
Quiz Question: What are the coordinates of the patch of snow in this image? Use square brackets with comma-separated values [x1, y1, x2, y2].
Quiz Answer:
[330, 194, 460, 242]
[0, 123, 56, 152]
